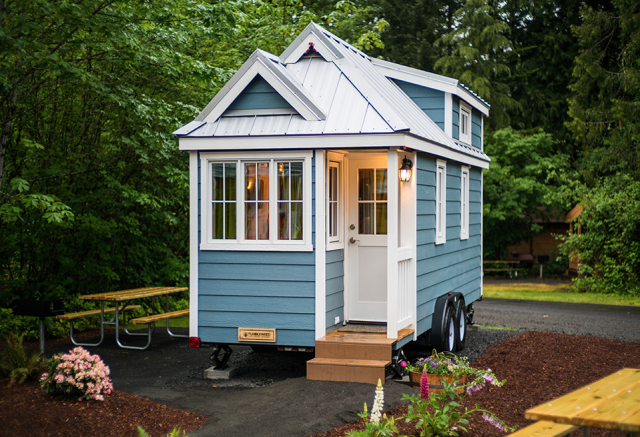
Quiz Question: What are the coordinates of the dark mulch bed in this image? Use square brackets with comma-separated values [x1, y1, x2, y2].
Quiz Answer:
[312, 331, 640, 437]
[3, 331, 639, 436]
[0, 381, 206, 437]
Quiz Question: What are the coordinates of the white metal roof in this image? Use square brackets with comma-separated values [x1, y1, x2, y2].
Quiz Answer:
[175, 23, 490, 165]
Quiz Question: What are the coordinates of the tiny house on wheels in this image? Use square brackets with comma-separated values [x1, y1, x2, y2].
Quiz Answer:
[175, 23, 490, 384]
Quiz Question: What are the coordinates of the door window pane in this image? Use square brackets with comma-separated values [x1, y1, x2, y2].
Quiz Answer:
[359, 203, 373, 234]
[358, 169, 373, 201]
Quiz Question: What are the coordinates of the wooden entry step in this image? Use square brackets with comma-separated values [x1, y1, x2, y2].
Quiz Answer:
[306, 327, 414, 385]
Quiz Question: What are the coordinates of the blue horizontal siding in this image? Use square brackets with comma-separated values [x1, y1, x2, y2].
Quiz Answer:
[472, 109, 482, 149]
[228, 76, 293, 111]
[452, 97, 460, 139]
[199, 327, 314, 346]
[415, 152, 482, 336]
[393, 79, 445, 130]
[199, 279, 314, 297]
[325, 249, 344, 333]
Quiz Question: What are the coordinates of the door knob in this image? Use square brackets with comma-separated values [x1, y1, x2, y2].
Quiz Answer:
[349, 224, 356, 230]
[349, 237, 359, 244]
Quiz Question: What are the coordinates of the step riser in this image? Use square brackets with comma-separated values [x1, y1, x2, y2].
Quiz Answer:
[315, 343, 391, 361]
[307, 362, 387, 385]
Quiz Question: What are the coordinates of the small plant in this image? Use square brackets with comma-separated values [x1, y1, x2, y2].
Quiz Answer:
[402, 349, 506, 394]
[137, 425, 189, 437]
[40, 346, 113, 401]
[347, 379, 398, 437]
[0, 332, 44, 385]
[403, 373, 517, 436]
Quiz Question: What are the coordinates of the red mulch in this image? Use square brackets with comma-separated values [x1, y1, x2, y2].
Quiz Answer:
[311, 331, 640, 437]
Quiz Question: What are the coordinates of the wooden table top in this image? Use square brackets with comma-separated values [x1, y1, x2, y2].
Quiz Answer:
[79, 286, 188, 302]
[525, 368, 640, 432]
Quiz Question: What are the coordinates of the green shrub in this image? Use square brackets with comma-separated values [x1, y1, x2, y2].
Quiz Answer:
[0, 332, 44, 385]
[560, 175, 640, 296]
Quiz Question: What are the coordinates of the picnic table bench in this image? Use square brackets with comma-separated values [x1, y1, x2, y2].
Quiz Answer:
[483, 260, 523, 278]
[58, 286, 188, 350]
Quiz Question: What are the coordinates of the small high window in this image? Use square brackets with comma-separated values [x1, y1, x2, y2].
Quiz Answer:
[459, 103, 471, 145]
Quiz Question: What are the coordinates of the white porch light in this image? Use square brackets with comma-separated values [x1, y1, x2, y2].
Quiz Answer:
[399, 156, 413, 182]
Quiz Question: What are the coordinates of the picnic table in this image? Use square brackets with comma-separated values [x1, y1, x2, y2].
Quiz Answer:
[483, 260, 522, 278]
[57, 286, 189, 350]
[522, 368, 640, 437]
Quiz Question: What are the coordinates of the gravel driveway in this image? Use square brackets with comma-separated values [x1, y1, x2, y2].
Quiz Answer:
[58, 298, 639, 437]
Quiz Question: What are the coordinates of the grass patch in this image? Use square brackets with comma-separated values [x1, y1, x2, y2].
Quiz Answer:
[483, 282, 640, 306]
[479, 325, 519, 331]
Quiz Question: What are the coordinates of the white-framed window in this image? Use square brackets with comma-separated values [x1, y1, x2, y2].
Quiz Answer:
[459, 103, 471, 145]
[436, 159, 447, 245]
[327, 157, 343, 248]
[200, 151, 313, 251]
[460, 166, 470, 240]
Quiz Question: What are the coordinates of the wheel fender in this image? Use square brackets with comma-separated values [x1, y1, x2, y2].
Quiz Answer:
[430, 292, 461, 345]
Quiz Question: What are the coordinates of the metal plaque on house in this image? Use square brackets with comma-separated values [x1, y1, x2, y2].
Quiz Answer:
[238, 328, 276, 343]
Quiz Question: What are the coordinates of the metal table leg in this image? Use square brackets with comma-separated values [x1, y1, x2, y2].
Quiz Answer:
[114, 301, 153, 350]
[69, 302, 105, 347]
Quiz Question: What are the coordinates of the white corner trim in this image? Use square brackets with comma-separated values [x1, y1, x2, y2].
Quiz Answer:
[435, 159, 447, 246]
[444, 93, 453, 137]
[315, 150, 327, 339]
[480, 169, 484, 298]
[189, 151, 199, 338]
[386, 150, 399, 339]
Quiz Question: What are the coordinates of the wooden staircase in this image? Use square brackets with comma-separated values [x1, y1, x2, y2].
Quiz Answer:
[307, 327, 414, 384]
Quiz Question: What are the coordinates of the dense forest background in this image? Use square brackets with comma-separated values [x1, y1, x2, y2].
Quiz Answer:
[1, 0, 638, 337]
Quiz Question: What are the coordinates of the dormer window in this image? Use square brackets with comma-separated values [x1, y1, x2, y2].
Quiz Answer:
[459, 103, 471, 145]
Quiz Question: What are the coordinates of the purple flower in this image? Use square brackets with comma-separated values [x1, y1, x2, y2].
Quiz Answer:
[420, 368, 430, 400]
[431, 361, 436, 367]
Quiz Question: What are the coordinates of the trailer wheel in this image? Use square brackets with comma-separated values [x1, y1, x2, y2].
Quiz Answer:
[440, 305, 456, 353]
[454, 299, 467, 351]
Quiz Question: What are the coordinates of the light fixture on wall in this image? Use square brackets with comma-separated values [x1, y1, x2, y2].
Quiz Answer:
[399, 156, 413, 182]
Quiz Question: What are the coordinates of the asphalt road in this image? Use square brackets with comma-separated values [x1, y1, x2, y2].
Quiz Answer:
[473, 298, 640, 343]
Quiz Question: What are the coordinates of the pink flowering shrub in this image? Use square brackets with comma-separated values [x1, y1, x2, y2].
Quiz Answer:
[40, 347, 113, 401]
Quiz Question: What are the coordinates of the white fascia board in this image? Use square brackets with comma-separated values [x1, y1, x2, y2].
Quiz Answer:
[203, 61, 323, 123]
[373, 61, 490, 117]
[179, 133, 490, 169]
[281, 30, 339, 64]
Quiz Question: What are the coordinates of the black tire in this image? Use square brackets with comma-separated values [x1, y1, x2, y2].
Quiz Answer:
[439, 305, 456, 352]
[454, 299, 467, 351]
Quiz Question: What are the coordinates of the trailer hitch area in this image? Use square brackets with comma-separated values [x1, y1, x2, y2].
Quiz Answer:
[209, 344, 233, 370]
[390, 348, 408, 379]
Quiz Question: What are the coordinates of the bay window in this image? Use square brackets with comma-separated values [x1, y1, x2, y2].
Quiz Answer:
[200, 151, 313, 251]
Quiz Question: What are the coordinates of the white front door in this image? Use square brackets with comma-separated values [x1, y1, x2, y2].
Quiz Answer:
[347, 155, 388, 322]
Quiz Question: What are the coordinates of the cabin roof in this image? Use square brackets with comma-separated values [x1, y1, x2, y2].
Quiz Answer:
[175, 23, 490, 164]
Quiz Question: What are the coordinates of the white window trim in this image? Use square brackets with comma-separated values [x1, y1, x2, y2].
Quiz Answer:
[200, 150, 313, 252]
[436, 159, 447, 245]
[460, 166, 470, 240]
[326, 151, 344, 250]
[459, 103, 471, 145]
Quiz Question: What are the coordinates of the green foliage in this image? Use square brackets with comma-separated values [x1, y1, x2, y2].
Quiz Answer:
[403, 380, 516, 436]
[136, 425, 189, 437]
[483, 128, 572, 259]
[568, 0, 640, 182]
[434, 0, 518, 130]
[0, 332, 44, 385]
[560, 176, 640, 296]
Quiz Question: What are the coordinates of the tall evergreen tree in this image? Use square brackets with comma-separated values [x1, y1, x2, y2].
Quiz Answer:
[434, 0, 518, 130]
